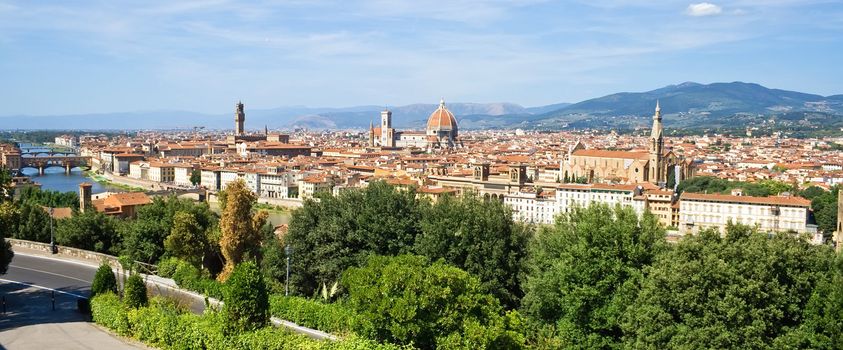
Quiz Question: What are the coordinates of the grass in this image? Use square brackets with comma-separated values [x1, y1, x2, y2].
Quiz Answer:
[85, 171, 147, 192]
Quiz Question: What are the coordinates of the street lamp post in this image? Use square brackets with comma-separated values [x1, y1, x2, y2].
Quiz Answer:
[285, 245, 293, 296]
[49, 207, 57, 254]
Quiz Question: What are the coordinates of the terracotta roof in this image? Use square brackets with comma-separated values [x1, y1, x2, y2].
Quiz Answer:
[106, 192, 152, 207]
[426, 100, 458, 132]
[680, 192, 811, 207]
[572, 149, 649, 160]
[41, 206, 73, 219]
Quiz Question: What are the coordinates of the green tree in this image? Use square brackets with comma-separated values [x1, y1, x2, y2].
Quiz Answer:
[342, 254, 522, 350]
[14, 201, 51, 242]
[286, 181, 423, 296]
[120, 196, 216, 265]
[415, 193, 530, 309]
[808, 186, 839, 234]
[55, 210, 120, 254]
[218, 179, 267, 281]
[223, 261, 269, 333]
[623, 224, 836, 349]
[123, 274, 148, 309]
[259, 222, 286, 291]
[190, 169, 201, 186]
[17, 187, 79, 209]
[520, 204, 665, 348]
[91, 262, 118, 297]
[164, 211, 207, 268]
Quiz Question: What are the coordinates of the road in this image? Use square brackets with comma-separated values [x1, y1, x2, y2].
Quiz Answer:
[0, 249, 336, 342]
[0, 253, 147, 349]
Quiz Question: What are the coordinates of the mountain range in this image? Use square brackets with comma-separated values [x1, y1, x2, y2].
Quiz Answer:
[1, 82, 841, 131]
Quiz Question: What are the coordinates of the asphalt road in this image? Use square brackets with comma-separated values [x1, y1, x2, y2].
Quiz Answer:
[0, 253, 146, 349]
[1, 251, 335, 341]
[3, 253, 95, 298]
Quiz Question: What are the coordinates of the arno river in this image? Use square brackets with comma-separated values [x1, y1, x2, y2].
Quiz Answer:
[20, 167, 120, 194]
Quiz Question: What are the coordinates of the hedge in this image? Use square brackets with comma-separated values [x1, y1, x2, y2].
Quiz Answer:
[90, 293, 407, 350]
[269, 295, 357, 335]
[170, 258, 224, 299]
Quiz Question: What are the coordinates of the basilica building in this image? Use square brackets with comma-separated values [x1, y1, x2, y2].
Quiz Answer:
[370, 99, 460, 149]
[561, 102, 691, 187]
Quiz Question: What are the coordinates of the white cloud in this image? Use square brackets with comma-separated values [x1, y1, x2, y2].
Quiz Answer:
[686, 2, 723, 16]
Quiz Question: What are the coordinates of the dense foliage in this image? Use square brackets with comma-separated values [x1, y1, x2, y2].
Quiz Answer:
[521, 204, 665, 348]
[624, 224, 838, 348]
[269, 295, 357, 335]
[91, 292, 402, 350]
[803, 186, 839, 234]
[91, 262, 118, 297]
[286, 181, 423, 296]
[416, 193, 530, 309]
[124, 273, 149, 309]
[165, 211, 208, 268]
[342, 254, 523, 350]
[223, 261, 270, 333]
[17, 187, 79, 209]
[55, 209, 121, 254]
[14, 201, 51, 242]
[121, 196, 217, 266]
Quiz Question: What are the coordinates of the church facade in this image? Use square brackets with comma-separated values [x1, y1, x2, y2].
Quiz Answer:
[561, 102, 690, 186]
[370, 99, 459, 149]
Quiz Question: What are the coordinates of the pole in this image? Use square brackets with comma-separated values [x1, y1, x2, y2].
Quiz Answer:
[49, 207, 56, 254]
[285, 245, 292, 296]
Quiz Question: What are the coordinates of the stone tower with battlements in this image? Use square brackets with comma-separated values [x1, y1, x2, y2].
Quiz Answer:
[235, 101, 245, 135]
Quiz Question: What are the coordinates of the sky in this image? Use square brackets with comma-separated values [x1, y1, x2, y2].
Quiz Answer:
[1, 0, 842, 115]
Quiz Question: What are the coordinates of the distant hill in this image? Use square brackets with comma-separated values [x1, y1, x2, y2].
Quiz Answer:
[1, 81, 839, 131]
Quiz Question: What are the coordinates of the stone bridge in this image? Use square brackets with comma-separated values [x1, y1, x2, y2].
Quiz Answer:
[20, 155, 92, 175]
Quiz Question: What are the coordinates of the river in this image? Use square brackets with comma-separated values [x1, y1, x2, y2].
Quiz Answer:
[20, 167, 121, 195]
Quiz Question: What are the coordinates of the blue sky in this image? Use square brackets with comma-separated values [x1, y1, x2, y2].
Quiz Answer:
[1, 0, 841, 115]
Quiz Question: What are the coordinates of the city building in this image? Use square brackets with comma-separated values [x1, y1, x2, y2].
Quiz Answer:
[560, 102, 690, 186]
[370, 99, 460, 149]
[678, 192, 816, 235]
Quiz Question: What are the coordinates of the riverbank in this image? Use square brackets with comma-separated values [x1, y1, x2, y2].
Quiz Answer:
[84, 171, 147, 192]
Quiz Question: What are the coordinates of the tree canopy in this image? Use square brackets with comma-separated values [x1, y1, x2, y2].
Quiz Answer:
[520, 204, 665, 348]
[342, 254, 522, 350]
[286, 181, 423, 295]
[624, 223, 838, 349]
[416, 192, 531, 309]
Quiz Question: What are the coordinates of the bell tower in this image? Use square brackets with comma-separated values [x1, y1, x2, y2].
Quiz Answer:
[235, 101, 245, 135]
[649, 101, 664, 185]
[381, 108, 394, 147]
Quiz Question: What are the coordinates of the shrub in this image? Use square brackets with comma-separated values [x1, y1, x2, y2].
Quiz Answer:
[223, 261, 269, 333]
[124, 274, 149, 309]
[91, 292, 130, 336]
[342, 254, 523, 349]
[91, 262, 118, 297]
[171, 258, 224, 300]
[157, 257, 181, 278]
[91, 293, 404, 350]
[269, 295, 357, 334]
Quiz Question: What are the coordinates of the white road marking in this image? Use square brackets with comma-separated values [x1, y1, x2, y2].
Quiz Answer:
[8, 265, 91, 283]
[0, 278, 87, 299]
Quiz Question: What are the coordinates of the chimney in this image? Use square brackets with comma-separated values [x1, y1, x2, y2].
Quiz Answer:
[79, 182, 92, 213]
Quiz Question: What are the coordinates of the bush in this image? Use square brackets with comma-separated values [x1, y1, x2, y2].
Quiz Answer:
[171, 258, 224, 300]
[223, 261, 269, 333]
[91, 292, 130, 336]
[342, 254, 522, 349]
[269, 295, 357, 334]
[157, 257, 181, 278]
[91, 262, 118, 297]
[90, 293, 404, 350]
[124, 274, 149, 309]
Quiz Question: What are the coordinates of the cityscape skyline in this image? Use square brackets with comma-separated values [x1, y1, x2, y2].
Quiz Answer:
[1, 0, 842, 115]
